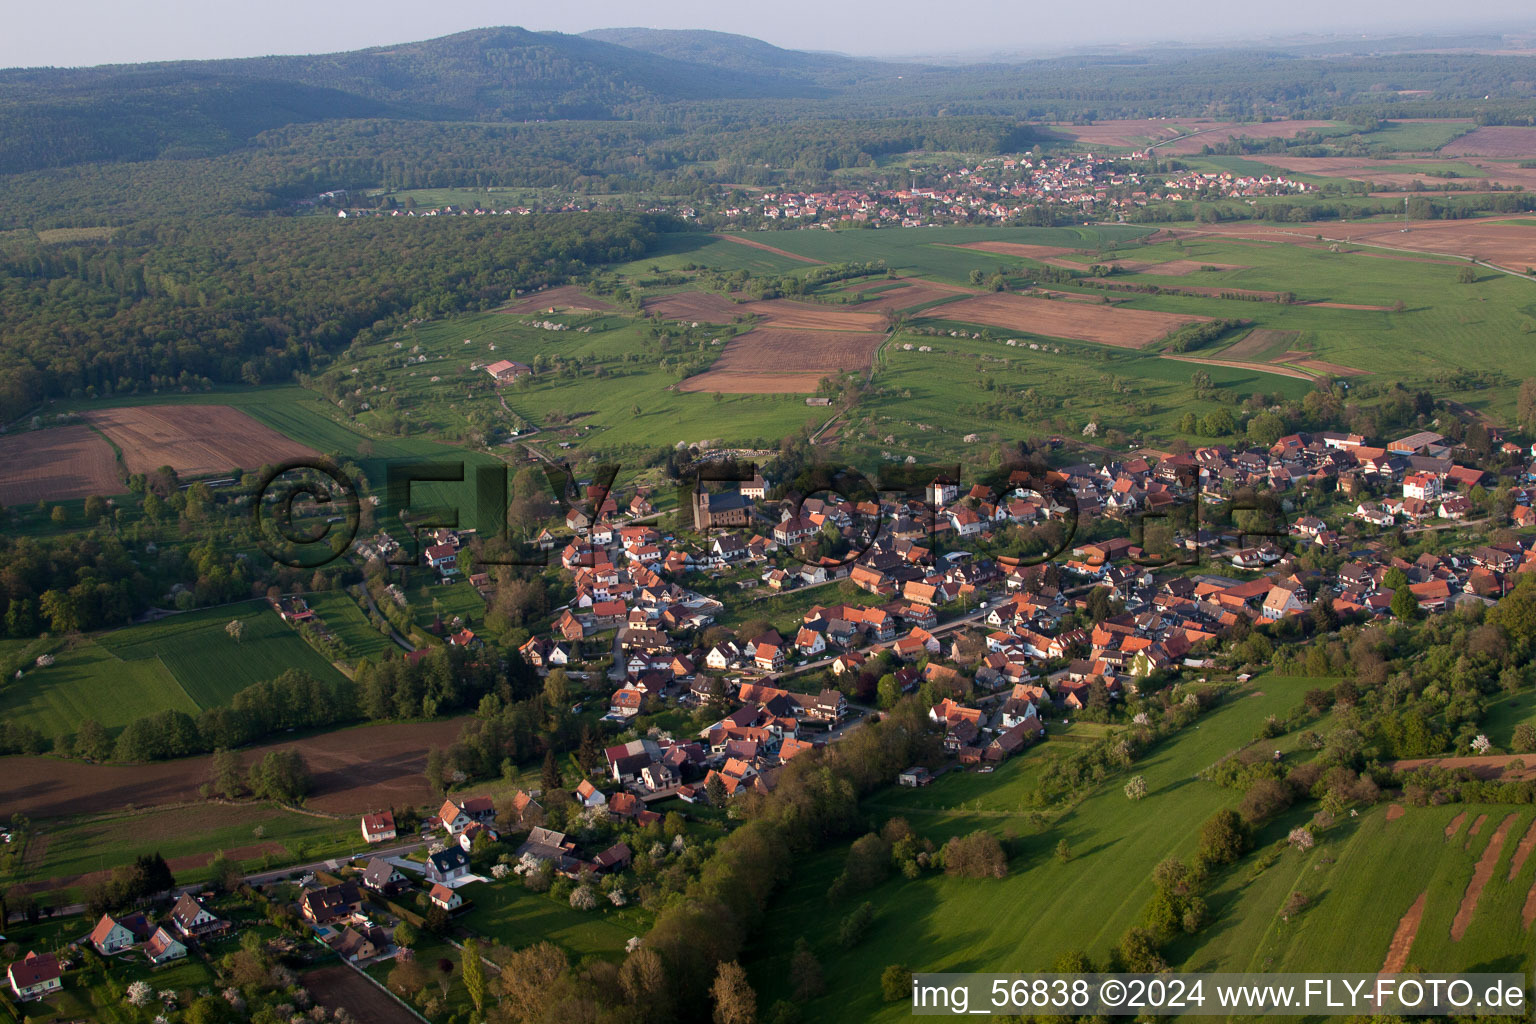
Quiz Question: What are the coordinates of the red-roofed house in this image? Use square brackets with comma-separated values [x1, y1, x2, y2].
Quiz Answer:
[7, 952, 61, 1002]
[360, 811, 397, 844]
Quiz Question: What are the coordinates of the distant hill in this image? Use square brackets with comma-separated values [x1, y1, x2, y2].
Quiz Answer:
[0, 26, 831, 173]
[580, 27, 890, 80]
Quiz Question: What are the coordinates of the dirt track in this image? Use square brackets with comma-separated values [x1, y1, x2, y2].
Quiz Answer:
[1159, 354, 1316, 381]
[1381, 891, 1425, 972]
[713, 233, 824, 264]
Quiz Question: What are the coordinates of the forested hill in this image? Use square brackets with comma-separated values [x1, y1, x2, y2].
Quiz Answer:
[0, 27, 836, 174]
[579, 28, 885, 80]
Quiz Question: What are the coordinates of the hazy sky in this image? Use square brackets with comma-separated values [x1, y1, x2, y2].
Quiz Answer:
[4, 0, 1530, 69]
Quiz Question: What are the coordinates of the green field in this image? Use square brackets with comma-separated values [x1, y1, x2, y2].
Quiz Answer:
[746, 675, 1536, 1019]
[27, 802, 353, 894]
[0, 637, 198, 735]
[1176, 803, 1536, 974]
[18, 956, 218, 1024]
[0, 600, 348, 738]
[305, 589, 401, 662]
[97, 600, 348, 707]
[705, 225, 1151, 283]
[745, 683, 1321, 1019]
[339, 305, 816, 458]
[51, 217, 1536, 474]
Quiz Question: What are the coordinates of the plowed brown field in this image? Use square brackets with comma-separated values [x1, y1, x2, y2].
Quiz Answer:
[681, 328, 886, 394]
[0, 717, 470, 819]
[1440, 126, 1536, 158]
[501, 285, 618, 314]
[83, 405, 318, 478]
[933, 293, 1209, 348]
[0, 424, 123, 503]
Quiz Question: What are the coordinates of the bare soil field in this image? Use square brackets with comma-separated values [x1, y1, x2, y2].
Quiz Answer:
[1451, 813, 1516, 941]
[741, 301, 887, 332]
[934, 293, 1209, 349]
[645, 290, 747, 323]
[0, 717, 470, 819]
[850, 280, 971, 312]
[1386, 803, 1405, 821]
[1223, 329, 1298, 360]
[712, 232, 824, 264]
[1467, 813, 1489, 845]
[501, 285, 618, 314]
[1381, 891, 1425, 973]
[0, 424, 122, 504]
[1263, 153, 1536, 190]
[1291, 358, 1370, 378]
[680, 328, 886, 394]
[1446, 810, 1468, 838]
[1440, 126, 1536, 158]
[306, 964, 419, 1024]
[83, 405, 318, 478]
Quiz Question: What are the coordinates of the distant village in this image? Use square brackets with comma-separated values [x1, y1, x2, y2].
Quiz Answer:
[313, 151, 1307, 226]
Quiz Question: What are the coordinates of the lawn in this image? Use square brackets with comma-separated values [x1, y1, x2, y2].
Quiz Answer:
[407, 577, 488, 637]
[18, 956, 218, 1024]
[454, 878, 650, 960]
[744, 682, 1310, 1020]
[711, 578, 888, 633]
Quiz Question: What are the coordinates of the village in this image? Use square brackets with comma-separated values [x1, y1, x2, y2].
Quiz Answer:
[12, 416, 1531, 1012]
[316, 150, 1308, 227]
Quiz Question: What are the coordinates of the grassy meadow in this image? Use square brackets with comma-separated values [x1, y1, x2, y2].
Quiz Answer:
[0, 599, 346, 738]
[740, 680, 1530, 1021]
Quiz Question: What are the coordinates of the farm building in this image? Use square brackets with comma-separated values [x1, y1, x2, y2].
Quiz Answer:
[484, 359, 533, 384]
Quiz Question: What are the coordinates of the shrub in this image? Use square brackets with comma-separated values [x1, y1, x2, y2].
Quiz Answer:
[838, 902, 875, 948]
[881, 964, 913, 1002]
[1197, 810, 1252, 867]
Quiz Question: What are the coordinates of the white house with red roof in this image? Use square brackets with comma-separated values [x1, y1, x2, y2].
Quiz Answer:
[360, 811, 397, 844]
[7, 951, 61, 1002]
